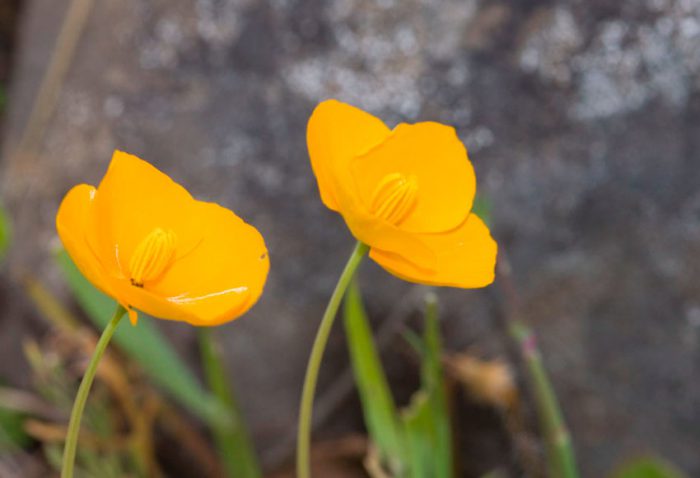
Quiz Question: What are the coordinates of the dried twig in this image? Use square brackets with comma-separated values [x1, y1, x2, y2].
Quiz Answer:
[0, 386, 61, 421]
[13, 0, 95, 160]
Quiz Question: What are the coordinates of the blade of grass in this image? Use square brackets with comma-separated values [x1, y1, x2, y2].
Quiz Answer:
[400, 391, 433, 478]
[498, 251, 580, 478]
[25, 277, 80, 331]
[401, 328, 425, 357]
[198, 328, 261, 478]
[471, 195, 493, 227]
[421, 292, 453, 478]
[55, 249, 229, 426]
[611, 457, 688, 478]
[508, 320, 579, 478]
[399, 293, 453, 478]
[343, 279, 406, 475]
[0, 203, 10, 261]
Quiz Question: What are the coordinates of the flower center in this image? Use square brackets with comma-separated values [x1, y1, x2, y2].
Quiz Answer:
[129, 228, 177, 287]
[369, 172, 418, 225]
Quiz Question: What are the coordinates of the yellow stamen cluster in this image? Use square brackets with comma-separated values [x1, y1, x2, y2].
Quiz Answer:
[370, 172, 418, 225]
[129, 228, 177, 287]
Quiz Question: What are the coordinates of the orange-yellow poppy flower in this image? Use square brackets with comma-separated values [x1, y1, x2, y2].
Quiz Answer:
[307, 100, 497, 288]
[56, 151, 269, 326]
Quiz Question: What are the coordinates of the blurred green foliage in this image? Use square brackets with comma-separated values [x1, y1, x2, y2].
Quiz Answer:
[198, 328, 262, 478]
[400, 292, 452, 478]
[0, 405, 30, 450]
[471, 195, 493, 228]
[611, 457, 688, 478]
[0, 203, 10, 261]
[23, 335, 142, 477]
[343, 281, 453, 477]
[344, 280, 405, 474]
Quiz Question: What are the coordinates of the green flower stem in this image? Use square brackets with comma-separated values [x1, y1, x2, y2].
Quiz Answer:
[297, 241, 369, 478]
[61, 304, 126, 478]
[198, 327, 262, 478]
[498, 256, 579, 478]
[508, 321, 579, 478]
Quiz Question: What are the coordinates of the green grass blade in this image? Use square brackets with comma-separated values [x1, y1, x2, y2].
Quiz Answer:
[401, 391, 433, 478]
[400, 292, 453, 478]
[422, 292, 453, 478]
[509, 320, 579, 478]
[401, 328, 425, 357]
[0, 203, 10, 261]
[343, 279, 405, 474]
[55, 249, 228, 426]
[471, 195, 493, 228]
[198, 328, 262, 478]
[611, 457, 688, 478]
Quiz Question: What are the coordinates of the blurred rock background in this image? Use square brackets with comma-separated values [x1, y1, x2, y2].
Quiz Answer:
[1, 0, 699, 476]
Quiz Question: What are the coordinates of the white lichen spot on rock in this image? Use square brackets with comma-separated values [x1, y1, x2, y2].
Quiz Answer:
[571, 0, 700, 120]
[518, 7, 583, 86]
[283, 0, 477, 119]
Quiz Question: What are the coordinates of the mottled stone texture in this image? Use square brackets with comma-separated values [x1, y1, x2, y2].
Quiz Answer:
[2, 0, 700, 475]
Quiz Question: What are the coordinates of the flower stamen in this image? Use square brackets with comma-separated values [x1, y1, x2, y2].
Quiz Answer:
[370, 173, 418, 225]
[129, 228, 177, 287]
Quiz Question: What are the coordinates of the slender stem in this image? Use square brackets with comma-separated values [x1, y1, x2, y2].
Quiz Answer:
[296, 241, 369, 478]
[508, 322, 579, 478]
[61, 304, 126, 478]
[497, 256, 579, 478]
[198, 328, 262, 478]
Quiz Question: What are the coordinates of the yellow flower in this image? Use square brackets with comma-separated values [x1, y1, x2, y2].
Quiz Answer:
[56, 151, 269, 326]
[307, 100, 497, 288]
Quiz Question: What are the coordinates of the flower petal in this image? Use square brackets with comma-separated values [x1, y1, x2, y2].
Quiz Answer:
[130, 201, 270, 326]
[338, 204, 437, 271]
[56, 184, 116, 298]
[369, 214, 497, 288]
[351, 122, 475, 233]
[112, 282, 199, 325]
[307, 99, 390, 211]
[88, 151, 204, 278]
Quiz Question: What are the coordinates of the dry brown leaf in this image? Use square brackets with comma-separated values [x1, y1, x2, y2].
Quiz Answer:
[267, 435, 368, 478]
[445, 353, 517, 410]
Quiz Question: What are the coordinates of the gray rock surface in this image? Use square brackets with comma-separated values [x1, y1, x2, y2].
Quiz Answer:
[1, 0, 699, 475]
